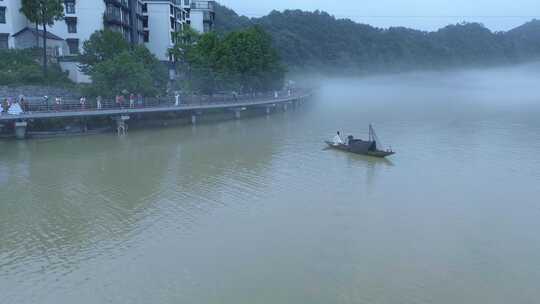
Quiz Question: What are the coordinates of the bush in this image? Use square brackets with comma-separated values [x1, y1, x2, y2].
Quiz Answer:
[0, 48, 72, 85]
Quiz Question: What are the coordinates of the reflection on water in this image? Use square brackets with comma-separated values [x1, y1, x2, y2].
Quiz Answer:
[2, 64, 540, 304]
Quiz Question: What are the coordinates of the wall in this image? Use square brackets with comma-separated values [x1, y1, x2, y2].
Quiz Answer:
[13, 31, 69, 56]
[144, 2, 172, 61]
[189, 10, 205, 33]
[47, 1, 106, 54]
[0, 0, 28, 48]
[59, 60, 91, 84]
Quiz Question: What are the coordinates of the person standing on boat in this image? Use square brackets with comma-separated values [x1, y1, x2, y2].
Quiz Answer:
[333, 131, 344, 146]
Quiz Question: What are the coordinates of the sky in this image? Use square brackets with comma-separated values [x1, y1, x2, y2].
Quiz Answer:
[218, 0, 540, 31]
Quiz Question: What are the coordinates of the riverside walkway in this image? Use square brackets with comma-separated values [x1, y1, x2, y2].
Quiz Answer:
[0, 90, 313, 139]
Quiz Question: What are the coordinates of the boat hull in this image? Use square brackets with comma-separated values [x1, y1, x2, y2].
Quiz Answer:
[325, 141, 395, 158]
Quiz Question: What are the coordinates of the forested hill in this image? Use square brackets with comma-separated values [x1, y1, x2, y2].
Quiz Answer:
[214, 3, 540, 72]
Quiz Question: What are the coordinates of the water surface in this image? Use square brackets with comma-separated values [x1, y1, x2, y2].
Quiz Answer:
[1, 65, 540, 304]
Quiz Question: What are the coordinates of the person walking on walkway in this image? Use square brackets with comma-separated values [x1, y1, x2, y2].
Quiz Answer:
[79, 96, 87, 110]
[8, 100, 23, 115]
[129, 93, 135, 108]
[137, 93, 143, 108]
[54, 97, 62, 111]
[42, 95, 49, 111]
[174, 91, 180, 106]
[3, 98, 10, 114]
[96, 96, 103, 110]
[0, 98, 6, 114]
[19, 95, 29, 113]
[115, 95, 123, 109]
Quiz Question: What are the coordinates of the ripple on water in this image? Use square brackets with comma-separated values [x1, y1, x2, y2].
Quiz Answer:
[3, 67, 540, 303]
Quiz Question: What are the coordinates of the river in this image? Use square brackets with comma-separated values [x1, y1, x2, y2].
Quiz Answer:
[1, 64, 540, 304]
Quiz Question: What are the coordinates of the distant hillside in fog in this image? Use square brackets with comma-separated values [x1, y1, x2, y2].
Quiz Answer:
[214, 3, 540, 73]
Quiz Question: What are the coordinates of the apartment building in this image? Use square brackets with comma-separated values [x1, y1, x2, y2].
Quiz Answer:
[0, 0, 27, 49]
[47, 0, 145, 55]
[189, 0, 215, 34]
[142, 0, 215, 61]
[0, 0, 144, 54]
[1, 0, 214, 81]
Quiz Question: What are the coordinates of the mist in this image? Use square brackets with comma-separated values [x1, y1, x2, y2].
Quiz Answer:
[300, 62, 540, 108]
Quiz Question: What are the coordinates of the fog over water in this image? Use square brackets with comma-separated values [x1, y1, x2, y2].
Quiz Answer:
[1, 63, 540, 303]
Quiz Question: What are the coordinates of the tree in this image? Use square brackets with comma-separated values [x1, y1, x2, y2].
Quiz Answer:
[214, 4, 540, 72]
[79, 30, 130, 73]
[217, 27, 286, 92]
[132, 45, 168, 94]
[169, 26, 200, 83]
[80, 30, 168, 97]
[20, 0, 64, 77]
[0, 48, 71, 85]
[88, 51, 156, 98]
[180, 27, 285, 94]
[187, 32, 223, 94]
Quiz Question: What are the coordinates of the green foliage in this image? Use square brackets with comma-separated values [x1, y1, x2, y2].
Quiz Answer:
[218, 27, 285, 92]
[172, 27, 285, 94]
[87, 51, 155, 98]
[0, 49, 71, 85]
[169, 26, 201, 64]
[20, 0, 64, 26]
[187, 32, 222, 94]
[132, 45, 169, 92]
[79, 30, 131, 74]
[214, 4, 252, 35]
[81, 30, 168, 97]
[20, 0, 65, 76]
[214, 4, 540, 72]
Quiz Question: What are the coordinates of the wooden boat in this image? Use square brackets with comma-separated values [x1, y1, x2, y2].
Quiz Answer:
[325, 125, 395, 158]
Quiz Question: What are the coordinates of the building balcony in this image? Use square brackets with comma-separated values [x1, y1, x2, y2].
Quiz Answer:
[190, 1, 215, 11]
[203, 11, 214, 22]
[104, 13, 122, 25]
[103, 14, 131, 28]
[104, 0, 131, 11]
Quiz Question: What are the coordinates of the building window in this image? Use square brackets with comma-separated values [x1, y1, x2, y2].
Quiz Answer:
[65, 1, 75, 14]
[0, 7, 6, 24]
[143, 31, 149, 43]
[66, 38, 79, 54]
[0, 33, 9, 49]
[142, 16, 148, 28]
[142, 3, 147, 13]
[66, 19, 77, 33]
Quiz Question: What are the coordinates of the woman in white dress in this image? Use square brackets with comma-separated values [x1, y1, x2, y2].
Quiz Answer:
[8, 101, 23, 115]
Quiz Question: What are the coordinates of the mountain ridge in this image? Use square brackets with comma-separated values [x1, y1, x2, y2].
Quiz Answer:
[214, 3, 540, 72]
